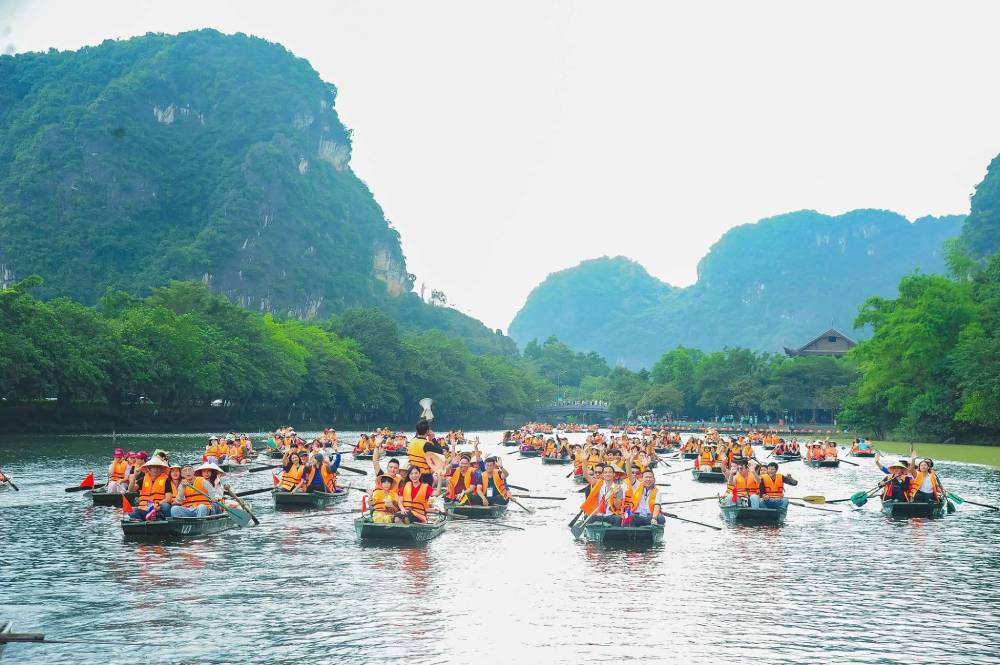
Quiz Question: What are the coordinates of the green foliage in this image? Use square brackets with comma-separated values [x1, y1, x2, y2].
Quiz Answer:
[960, 154, 1000, 259]
[523, 336, 610, 389]
[0, 280, 552, 426]
[510, 211, 964, 368]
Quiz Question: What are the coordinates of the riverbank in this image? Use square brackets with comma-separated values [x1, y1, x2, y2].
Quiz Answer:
[833, 438, 1000, 467]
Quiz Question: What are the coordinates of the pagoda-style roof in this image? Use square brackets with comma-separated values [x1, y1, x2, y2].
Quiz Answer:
[784, 328, 856, 357]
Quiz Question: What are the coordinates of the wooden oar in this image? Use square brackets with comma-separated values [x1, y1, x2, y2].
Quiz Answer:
[0, 632, 172, 647]
[788, 501, 840, 514]
[661, 511, 723, 531]
[661, 466, 695, 476]
[568, 510, 583, 527]
[235, 486, 276, 497]
[227, 490, 261, 526]
[510, 494, 565, 500]
[793, 495, 827, 504]
[248, 464, 283, 474]
[836, 457, 860, 467]
[507, 484, 530, 492]
[338, 464, 368, 476]
[571, 510, 598, 540]
[0, 468, 19, 491]
[507, 495, 535, 513]
[655, 483, 671, 487]
[65, 474, 107, 492]
[658, 496, 717, 506]
[187, 485, 254, 528]
[947, 492, 998, 510]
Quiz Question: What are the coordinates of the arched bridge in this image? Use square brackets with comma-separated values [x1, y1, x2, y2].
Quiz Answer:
[535, 401, 610, 422]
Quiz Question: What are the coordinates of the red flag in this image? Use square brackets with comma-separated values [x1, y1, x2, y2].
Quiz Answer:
[80, 472, 95, 489]
[121, 495, 133, 513]
[694, 457, 700, 469]
[731, 481, 738, 504]
[360, 495, 368, 513]
[272, 473, 280, 487]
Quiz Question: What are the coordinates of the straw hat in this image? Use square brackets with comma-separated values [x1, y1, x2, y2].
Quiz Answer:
[141, 458, 168, 469]
[195, 463, 224, 474]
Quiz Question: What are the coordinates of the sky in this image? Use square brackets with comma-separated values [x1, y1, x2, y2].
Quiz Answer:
[3, 1, 1000, 331]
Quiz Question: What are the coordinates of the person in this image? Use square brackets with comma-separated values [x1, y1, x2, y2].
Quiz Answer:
[162, 464, 183, 509]
[628, 470, 665, 526]
[823, 441, 839, 460]
[396, 466, 436, 524]
[372, 444, 404, 492]
[127, 458, 170, 521]
[277, 451, 308, 492]
[297, 452, 341, 493]
[170, 465, 215, 518]
[580, 464, 623, 526]
[367, 474, 402, 523]
[106, 448, 130, 493]
[726, 458, 761, 508]
[472, 456, 510, 506]
[759, 462, 797, 509]
[407, 420, 445, 485]
[907, 456, 943, 503]
[445, 453, 479, 504]
[877, 459, 912, 502]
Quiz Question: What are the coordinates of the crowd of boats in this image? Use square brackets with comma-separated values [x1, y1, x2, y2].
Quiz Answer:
[4, 422, 994, 548]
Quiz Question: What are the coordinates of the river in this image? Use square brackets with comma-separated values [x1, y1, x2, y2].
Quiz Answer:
[1, 431, 999, 665]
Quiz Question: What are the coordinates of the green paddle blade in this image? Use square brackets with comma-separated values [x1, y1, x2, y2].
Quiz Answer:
[850, 491, 869, 507]
[267, 439, 277, 449]
[947, 492, 965, 505]
[225, 505, 252, 528]
[946, 500, 957, 514]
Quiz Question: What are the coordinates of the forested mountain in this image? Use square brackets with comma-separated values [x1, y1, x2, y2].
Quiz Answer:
[509, 210, 963, 368]
[0, 30, 509, 354]
[959, 154, 1000, 259]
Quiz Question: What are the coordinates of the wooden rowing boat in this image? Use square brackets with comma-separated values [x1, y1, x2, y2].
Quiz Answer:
[219, 461, 250, 473]
[654, 446, 675, 455]
[444, 501, 508, 519]
[719, 499, 788, 525]
[273, 489, 348, 510]
[803, 459, 840, 468]
[121, 513, 236, 540]
[773, 453, 802, 461]
[268, 450, 285, 459]
[519, 449, 542, 458]
[573, 473, 588, 484]
[354, 515, 447, 543]
[881, 500, 945, 519]
[541, 456, 572, 465]
[352, 452, 374, 460]
[692, 469, 725, 483]
[581, 522, 664, 545]
[680, 451, 699, 459]
[502, 440, 520, 447]
[88, 488, 138, 506]
[849, 450, 877, 458]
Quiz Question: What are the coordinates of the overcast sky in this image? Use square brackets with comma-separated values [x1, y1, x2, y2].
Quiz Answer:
[3, 1, 999, 331]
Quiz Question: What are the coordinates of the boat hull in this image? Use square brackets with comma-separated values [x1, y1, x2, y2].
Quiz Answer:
[541, 456, 572, 465]
[121, 513, 236, 540]
[803, 459, 840, 468]
[354, 516, 447, 543]
[773, 454, 802, 462]
[582, 523, 664, 545]
[502, 441, 520, 447]
[881, 500, 945, 519]
[444, 501, 508, 519]
[89, 489, 138, 506]
[692, 469, 725, 483]
[219, 462, 250, 473]
[273, 489, 348, 510]
[850, 451, 877, 458]
[519, 449, 542, 458]
[720, 500, 787, 525]
[680, 452, 699, 459]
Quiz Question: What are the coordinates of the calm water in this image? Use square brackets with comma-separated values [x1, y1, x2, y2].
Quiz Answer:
[1, 431, 999, 665]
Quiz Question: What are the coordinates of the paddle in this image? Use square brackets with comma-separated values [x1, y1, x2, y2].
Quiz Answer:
[510, 494, 565, 500]
[658, 496, 718, 505]
[0, 468, 19, 491]
[568, 510, 583, 527]
[661, 466, 695, 476]
[187, 485, 254, 528]
[0, 632, 172, 647]
[507, 484, 530, 492]
[235, 486, 276, 497]
[661, 511, 723, 531]
[248, 464, 283, 474]
[338, 464, 368, 476]
[571, 510, 598, 540]
[65, 472, 106, 492]
[836, 457, 860, 467]
[655, 483, 672, 487]
[788, 501, 840, 514]
[507, 495, 535, 513]
[794, 495, 827, 504]
[947, 492, 999, 511]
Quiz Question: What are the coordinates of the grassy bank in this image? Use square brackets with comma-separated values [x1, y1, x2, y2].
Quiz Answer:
[833, 438, 1000, 468]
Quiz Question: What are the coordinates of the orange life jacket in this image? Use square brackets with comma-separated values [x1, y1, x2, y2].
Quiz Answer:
[824, 447, 838, 459]
[447, 468, 476, 500]
[742, 445, 753, 458]
[109, 459, 128, 482]
[580, 479, 605, 514]
[907, 470, 942, 500]
[734, 472, 760, 498]
[699, 450, 714, 466]
[407, 437, 430, 474]
[138, 473, 168, 509]
[180, 476, 213, 508]
[372, 488, 399, 513]
[299, 465, 337, 492]
[479, 469, 510, 500]
[279, 464, 303, 491]
[401, 481, 432, 522]
[761, 473, 784, 498]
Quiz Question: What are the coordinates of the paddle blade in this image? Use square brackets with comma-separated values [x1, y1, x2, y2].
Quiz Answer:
[121, 495, 133, 513]
[267, 439, 277, 449]
[801, 495, 827, 505]
[946, 500, 957, 514]
[850, 491, 869, 507]
[80, 472, 95, 489]
[225, 505, 252, 528]
[947, 492, 965, 505]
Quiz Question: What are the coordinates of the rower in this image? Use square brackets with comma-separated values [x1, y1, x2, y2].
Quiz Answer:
[907, 454, 943, 504]
[368, 474, 402, 523]
[759, 462, 797, 509]
[407, 419, 445, 485]
[396, 466, 436, 524]
[170, 465, 215, 518]
[878, 459, 912, 501]
[297, 452, 341, 494]
[106, 448, 129, 493]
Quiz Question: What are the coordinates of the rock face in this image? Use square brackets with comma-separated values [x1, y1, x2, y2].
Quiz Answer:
[509, 210, 964, 368]
[0, 30, 410, 318]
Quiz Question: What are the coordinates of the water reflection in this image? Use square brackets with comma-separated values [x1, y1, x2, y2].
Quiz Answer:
[1, 431, 999, 664]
